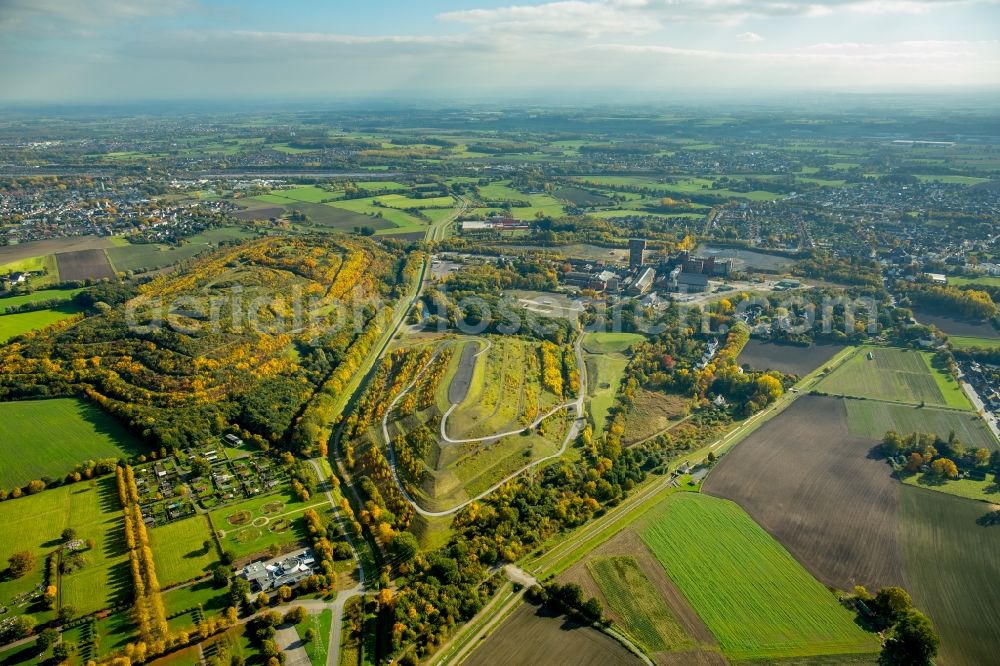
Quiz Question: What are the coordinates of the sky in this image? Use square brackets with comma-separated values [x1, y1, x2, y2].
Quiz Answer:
[0, 0, 999, 102]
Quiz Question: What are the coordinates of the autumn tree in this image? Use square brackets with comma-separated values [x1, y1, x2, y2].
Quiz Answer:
[7, 550, 35, 578]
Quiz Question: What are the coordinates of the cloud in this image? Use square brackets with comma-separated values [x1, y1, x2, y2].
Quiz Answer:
[0, 0, 192, 29]
[439, 1, 659, 36]
[441, 0, 1000, 33]
[737, 31, 765, 42]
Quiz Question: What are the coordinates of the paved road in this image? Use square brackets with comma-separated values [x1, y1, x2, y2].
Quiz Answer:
[308, 459, 366, 666]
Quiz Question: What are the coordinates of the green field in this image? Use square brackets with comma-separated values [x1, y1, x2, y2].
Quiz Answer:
[901, 486, 1000, 666]
[641, 494, 879, 660]
[816, 347, 971, 409]
[60, 477, 130, 615]
[587, 556, 691, 653]
[949, 275, 1000, 288]
[948, 335, 1000, 350]
[277, 185, 337, 203]
[149, 516, 219, 586]
[0, 287, 84, 310]
[323, 197, 427, 230]
[0, 254, 58, 277]
[0, 477, 126, 622]
[585, 353, 628, 435]
[582, 331, 644, 354]
[0, 398, 146, 488]
[0, 304, 82, 341]
[843, 400, 998, 451]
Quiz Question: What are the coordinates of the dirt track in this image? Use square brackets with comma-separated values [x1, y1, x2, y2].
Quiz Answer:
[703, 394, 905, 591]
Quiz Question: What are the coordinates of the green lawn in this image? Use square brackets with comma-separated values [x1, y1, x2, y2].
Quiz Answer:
[901, 486, 1000, 666]
[0, 304, 82, 341]
[149, 515, 219, 586]
[161, 578, 232, 618]
[0, 398, 146, 488]
[0, 477, 127, 622]
[641, 494, 879, 660]
[843, 400, 998, 451]
[587, 556, 691, 653]
[816, 347, 970, 409]
[582, 331, 644, 354]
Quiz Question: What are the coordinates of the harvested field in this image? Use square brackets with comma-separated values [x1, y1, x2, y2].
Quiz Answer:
[56, 249, 116, 280]
[464, 603, 643, 666]
[234, 206, 284, 220]
[901, 487, 1000, 666]
[912, 309, 999, 339]
[553, 186, 613, 206]
[703, 394, 905, 591]
[377, 230, 425, 241]
[738, 340, 845, 376]
[0, 235, 116, 264]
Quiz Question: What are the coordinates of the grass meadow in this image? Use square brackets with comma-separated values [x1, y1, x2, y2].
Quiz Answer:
[640, 493, 879, 660]
[0, 304, 82, 342]
[0, 477, 127, 621]
[148, 515, 219, 586]
[816, 347, 971, 409]
[844, 399, 998, 451]
[0, 398, 145, 488]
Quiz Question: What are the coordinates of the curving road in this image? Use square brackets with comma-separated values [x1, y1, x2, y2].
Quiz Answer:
[382, 332, 586, 518]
